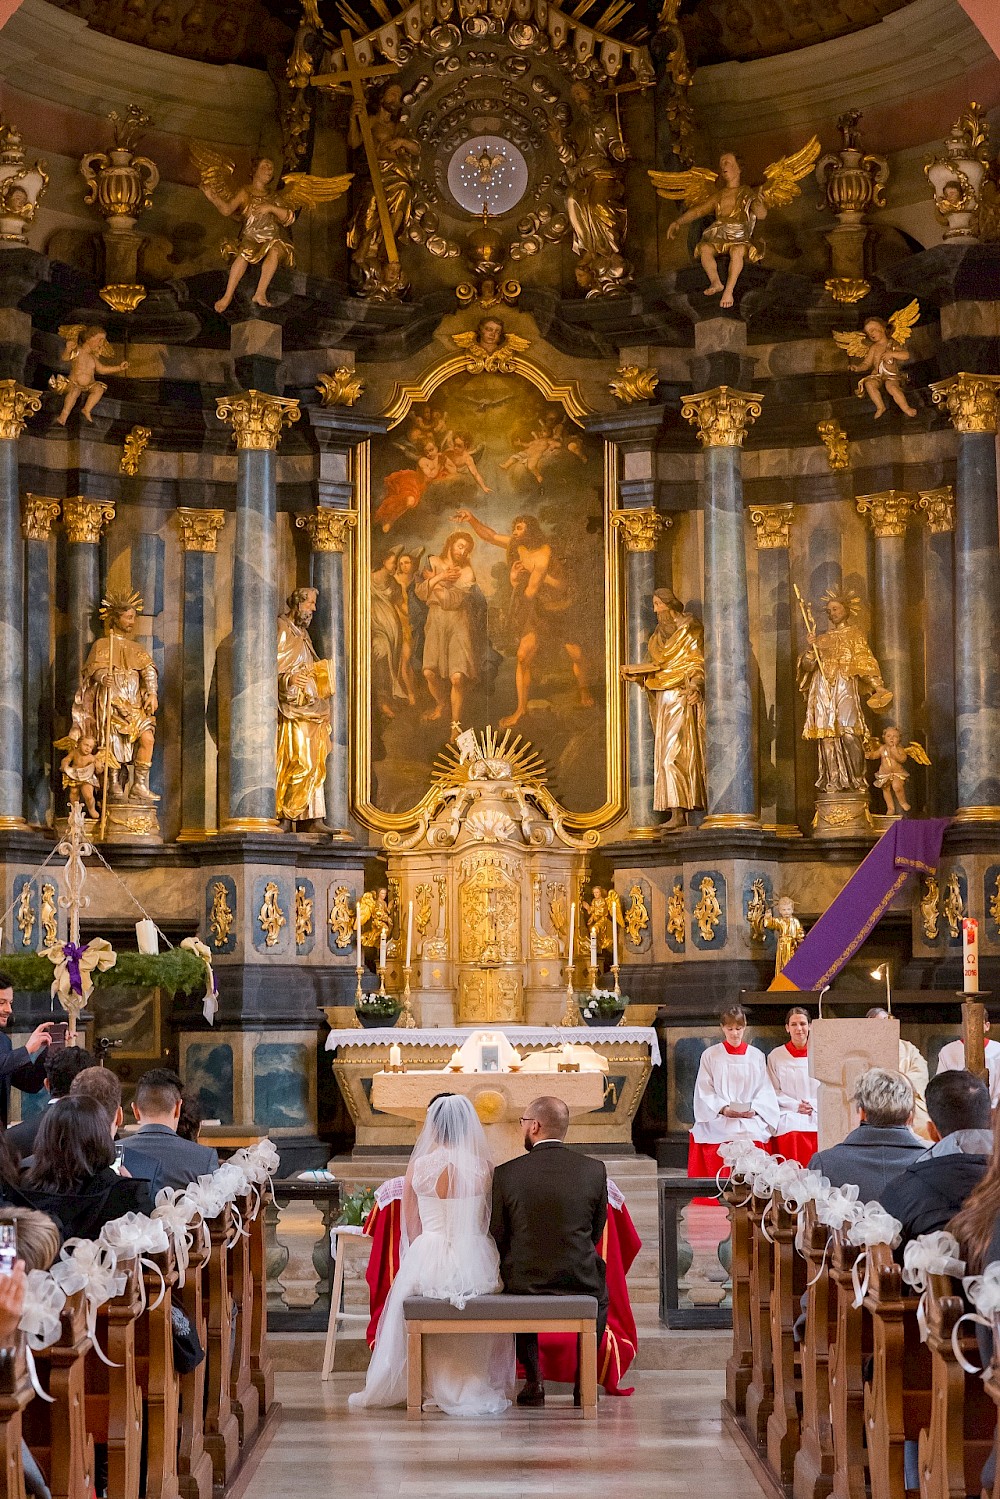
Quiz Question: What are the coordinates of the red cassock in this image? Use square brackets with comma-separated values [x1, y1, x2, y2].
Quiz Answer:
[362, 1176, 641, 1396]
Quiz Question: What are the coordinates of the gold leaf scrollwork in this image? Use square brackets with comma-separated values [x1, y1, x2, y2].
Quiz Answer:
[680, 386, 763, 448]
[824, 278, 870, 305]
[295, 508, 357, 553]
[930, 373, 1000, 434]
[258, 881, 286, 948]
[0, 380, 41, 440]
[16, 884, 34, 948]
[415, 883, 433, 938]
[39, 883, 57, 947]
[610, 508, 671, 553]
[667, 881, 685, 947]
[328, 885, 354, 949]
[216, 390, 301, 451]
[745, 877, 767, 944]
[623, 883, 649, 947]
[547, 882, 568, 943]
[921, 875, 940, 942]
[295, 884, 313, 947]
[208, 881, 233, 949]
[942, 871, 964, 939]
[22, 495, 60, 541]
[176, 507, 226, 553]
[817, 419, 850, 471]
[917, 486, 955, 535]
[316, 367, 365, 407]
[609, 365, 659, 405]
[120, 425, 152, 477]
[989, 874, 1000, 935]
[693, 876, 721, 942]
[748, 504, 793, 551]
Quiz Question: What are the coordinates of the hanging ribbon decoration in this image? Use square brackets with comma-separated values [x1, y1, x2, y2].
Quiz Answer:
[181, 936, 218, 1024]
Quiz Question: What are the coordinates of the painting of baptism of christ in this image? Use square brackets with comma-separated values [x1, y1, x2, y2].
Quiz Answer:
[355, 362, 623, 827]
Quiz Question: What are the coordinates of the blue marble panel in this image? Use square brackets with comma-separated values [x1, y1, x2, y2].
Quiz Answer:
[204, 875, 237, 955]
[620, 876, 652, 955]
[742, 870, 776, 958]
[946, 868, 968, 949]
[662, 871, 685, 955]
[185, 1042, 234, 1125]
[10, 876, 39, 954]
[253, 1041, 311, 1129]
[251, 875, 292, 956]
[689, 869, 728, 951]
[985, 864, 1000, 944]
[295, 878, 316, 956]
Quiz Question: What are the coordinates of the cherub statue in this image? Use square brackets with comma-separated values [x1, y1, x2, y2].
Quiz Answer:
[191, 146, 351, 312]
[833, 301, 920, 419]
[764, 895, 804, 979]
[865, 726, 931, 815]
[59, 733, 108, 819]
[49, 325, 127, 425]
[649, 137, 820, 308]
[452, 315, 529, 375]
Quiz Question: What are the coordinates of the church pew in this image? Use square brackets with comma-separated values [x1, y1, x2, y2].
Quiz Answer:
[203, 1206, 240, 1494]
[981, 1320, 1000, 1499]
[829, 1233, 869, 1499]
[247, 1191, 274, 1419]
[177, 1224, 214, 1499]
[86, 1257, 143, 1499]
[227, 1195, 260, 1447]
[917, 1271, 996, 1499]
[793, 1202, 837, 1499]
[744, 1188, 776, 1448]
[134, 1249, 181, 1499]
[0, 1338, 34, 1499]
[860, 1242, 930, 1499]
[767, 1192, 806, 1483]
[722, 1177, 753, 1419]
[22, 1287, 94, 1499]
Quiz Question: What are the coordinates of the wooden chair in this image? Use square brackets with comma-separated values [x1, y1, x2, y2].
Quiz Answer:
[203, 1207, 240, 1492]
[321, 1225, 370, 1381]
[917, 1270, 996, 1499]
[745, 1187, 776, 1449]
[861, 1241, 929, 1499]
[793, 1202, 837, 1499]
[722, 1177, 753, 1420]
[22, 1287, 94, 1499]
[767, 1192, 806, 1484]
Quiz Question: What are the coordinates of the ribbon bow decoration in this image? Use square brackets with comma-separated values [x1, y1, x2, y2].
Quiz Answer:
[903, 1231, 966, 1293]
[50, 1239, 127, 1367]
[18, 1270, 70, 1404]
[153, 1188, 203, 1285]
[848, 1203, 903, 1307]
[100, 1213, 171, 1312]
[43, 936, 117, 1007]
[181, 936, 218, 1024]
[950, 1260, 1000, 1374]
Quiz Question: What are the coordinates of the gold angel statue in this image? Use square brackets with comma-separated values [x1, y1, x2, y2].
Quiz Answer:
[833, 300, 919, 419]
[50, 325, 127, 426]
[865, 726, 931, 815]
[191, 145, 351, 312]
[649, 137, 820, 308]
[452, 317, 530, 374]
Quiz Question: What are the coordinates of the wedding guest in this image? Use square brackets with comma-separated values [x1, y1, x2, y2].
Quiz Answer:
[176, 1092, 203, 1143]
[6, 1046, 97, 1161]
[0, 1213, 62, 1499]
[766, 1007, 820, 1165]
[867, 1007, 931, 1138]
[20, 1096, 152, 1239]
[936, 1012, 1000, 1107]
[881, 1069, 991, 1246]
[948, 1101, 1000, 1493]
[129, 1069, 219, 1187]
[0, 975, 53, 1128]
[69, 1067, 166, 1199]
[688, 1005, 779, 1177]
[808, 1068, 923, 1202]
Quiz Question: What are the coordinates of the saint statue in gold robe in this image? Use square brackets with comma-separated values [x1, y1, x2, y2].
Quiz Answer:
[797, 589, 891, 794]
[276, 587, 333, 824]
[68, 589, 158, 805]
[622, 589, 707, 829]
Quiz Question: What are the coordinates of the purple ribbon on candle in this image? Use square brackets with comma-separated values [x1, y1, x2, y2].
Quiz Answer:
[62, 942, 86, 996]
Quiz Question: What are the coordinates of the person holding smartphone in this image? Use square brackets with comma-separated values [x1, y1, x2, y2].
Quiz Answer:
[0, 975, 53, 1128]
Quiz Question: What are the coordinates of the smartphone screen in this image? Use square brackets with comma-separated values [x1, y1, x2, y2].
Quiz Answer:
[0, 1222, 17, 1277]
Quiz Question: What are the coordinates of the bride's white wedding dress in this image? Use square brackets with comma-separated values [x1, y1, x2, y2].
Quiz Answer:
[349, 1145, 515, 1416]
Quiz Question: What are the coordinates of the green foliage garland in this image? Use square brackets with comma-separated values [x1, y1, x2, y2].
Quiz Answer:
[0, 947, 208, 996]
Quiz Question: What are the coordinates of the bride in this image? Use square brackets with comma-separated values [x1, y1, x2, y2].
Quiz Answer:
[349, 1093, 515, 1415]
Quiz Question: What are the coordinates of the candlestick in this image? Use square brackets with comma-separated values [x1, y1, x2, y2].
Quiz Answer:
[611, 907, 618, 969]
[355, 901, 362, 969]
[405, 900, 413, 968]
[611, 961, 621, 997]
[587, 962, 598, 995]
[963, 917, 980, 994]
[398, 961, 417, 1029]
[375, 962, 387, 998]
[354, 962, 364, 1007]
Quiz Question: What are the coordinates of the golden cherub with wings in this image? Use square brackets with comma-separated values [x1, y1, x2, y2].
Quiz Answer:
[649, 137, 821, 308]
[832, 300, 920, 419]
[191, 144, 352, 312]
[452, 316, 530, 374]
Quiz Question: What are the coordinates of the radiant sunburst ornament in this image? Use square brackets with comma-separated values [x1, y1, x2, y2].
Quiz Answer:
[820, 586, 861, 617]
[432, 725, 548, 791]
[99, 587, 144, 620]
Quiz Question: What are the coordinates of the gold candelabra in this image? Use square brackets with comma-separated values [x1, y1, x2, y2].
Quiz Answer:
[399, 964, 417, 1029]
[559, 956, 580, 1027]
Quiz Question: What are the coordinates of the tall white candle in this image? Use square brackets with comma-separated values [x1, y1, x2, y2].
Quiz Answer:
[355, 902, 362, 967]
[612, 906, 619, 968]
[963, 917, 980, 993]
[379, 929, 387, 969]
[405, 900, 414, 967]
[568, 901, 576, 961]
[590, 927, 598, 968]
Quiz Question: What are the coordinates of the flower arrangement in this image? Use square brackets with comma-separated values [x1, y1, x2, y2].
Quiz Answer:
[580, 988, 628, 1024]
[355, 991, 402, 1028]
[337, 1186, 376, 1227]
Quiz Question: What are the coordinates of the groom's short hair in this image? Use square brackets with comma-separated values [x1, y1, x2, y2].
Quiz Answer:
[529, 1096, 570, 1140]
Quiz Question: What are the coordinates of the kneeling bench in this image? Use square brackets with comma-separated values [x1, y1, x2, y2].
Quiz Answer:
[402, 1294, 599, 1419]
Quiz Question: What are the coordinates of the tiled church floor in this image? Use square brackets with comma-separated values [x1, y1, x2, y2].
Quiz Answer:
[242, 1370, 768, 1498]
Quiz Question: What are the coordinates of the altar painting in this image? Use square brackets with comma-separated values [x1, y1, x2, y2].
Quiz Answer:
[356, 366, 622, 828]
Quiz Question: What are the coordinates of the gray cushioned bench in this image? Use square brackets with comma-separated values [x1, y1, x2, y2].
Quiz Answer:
[402, 1294, 599, 1419]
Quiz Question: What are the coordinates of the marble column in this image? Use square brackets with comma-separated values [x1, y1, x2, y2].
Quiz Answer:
[681, 386, 763, 828]
[917, 486, 957, 814]
[296, 507, 357, 836]
[855, 489, 917, 737]
[175, 508, 227, 841]
[0, 382, 41, 827]
[930, 374, 1000, 821]
[216, 390, 300, 832]
[611, 506, 670, 836]
[22, 495, 61, 828]
[748, 504, 798, 835]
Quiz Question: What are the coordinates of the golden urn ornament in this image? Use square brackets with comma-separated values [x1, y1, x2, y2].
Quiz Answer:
[81, 106, 159, 232]
[816, 111, 888, 283]
[0, 118, 48, 247]
[925, 104, 992, 242]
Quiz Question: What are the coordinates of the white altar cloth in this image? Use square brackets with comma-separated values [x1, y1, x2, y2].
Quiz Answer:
[324, 1024, 660, 1066]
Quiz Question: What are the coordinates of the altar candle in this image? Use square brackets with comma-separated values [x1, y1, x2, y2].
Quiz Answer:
[590, 927, 598, 968]
[963, 917, 980, 993]
[135, 918, 158, 955]
[379, 929, 387, 969]
[405, 901, 413, 967]
[612, 907, 619, 968]
[356, 902, 362, 967]
[568, 901, 576, 961]
[389, 1042, 402, 1069]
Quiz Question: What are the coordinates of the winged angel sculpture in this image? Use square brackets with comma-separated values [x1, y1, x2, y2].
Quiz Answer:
[832, 300, 920, 419]
[649, 138, 820, 307]
[191, 146, 352, 312]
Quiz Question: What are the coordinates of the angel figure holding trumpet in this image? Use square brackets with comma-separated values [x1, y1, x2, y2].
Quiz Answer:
[191, 146, 351, 312]
[833, 300, 920, 419]
[649, 137, 820, 308]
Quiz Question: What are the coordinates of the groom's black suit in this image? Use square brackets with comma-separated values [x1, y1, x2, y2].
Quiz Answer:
[490, 1141, 609, 1386]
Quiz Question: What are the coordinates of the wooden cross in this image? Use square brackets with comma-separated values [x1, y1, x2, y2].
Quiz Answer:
[312, 30, 402, 266]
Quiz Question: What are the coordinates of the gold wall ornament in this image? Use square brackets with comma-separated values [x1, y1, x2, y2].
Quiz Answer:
[693, 876, 721, 942]
[855, 489, 916, 538]
[294, 884, 313, 947]
[824, 278, 871, 304]
[21, 495, 60, 541]
[295, 508, 357, 553]
[609, 366, 659, 405]
[529, 872, 559, 959]
[667, 881, 685, 946]
[917, 486, 955, 534]
[942, 871, 964, 939]
[15, 884, 34, 948]
[452, 323, 531, 376]
[39, 882, 57, 947]
[930, 372, 1000, 433]
[99, 285, 146, 313]
[0, 379, 41, 440]
[921, 876, 940, 941]
[216, 390, 301, 450]
[623, 883, 649, 947]
[415, 883, 433, 938]
[81, 106, 158, 227]
[208, 881, 234, 949]
[817, 419, 850, 470]
[0, 117, 48, 246]
[62, 497, 116, 545]
[547, 882, 568, 943]
[748, 504, 793, 550]
[316, 367, 365, 407]
[817, 111, 889, 226]
[610, 507, 671, 552]
[745, 877, 767, 943]
[258, 881, 287, 947]
[680, 386, 763, 448]
[328, 885, 354, 948]
[119, 425, 151, 477]
[989, 874, 1000, 932]
[176, 507, 226, 553]
[423, 872, 449, 960]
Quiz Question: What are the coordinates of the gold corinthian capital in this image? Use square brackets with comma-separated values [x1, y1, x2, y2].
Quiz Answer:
[681, 386, 763, 448]
[216, 390, 301, 451]
[295, 508, 358, 553]
[176, 507, 226, 553]
[748, 503, 793, 550]
[22, 495, 61, 541]
[610, 507, 671, 552]
[63, 497, 115, 544]
[929, 373, 1000, 433]
[855, 490, 916, 538]
[0, 379, 41, 440]
[917, 486, 955, 534]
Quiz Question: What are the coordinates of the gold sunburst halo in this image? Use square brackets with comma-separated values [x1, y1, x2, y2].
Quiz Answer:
[432, 726, 549, 789]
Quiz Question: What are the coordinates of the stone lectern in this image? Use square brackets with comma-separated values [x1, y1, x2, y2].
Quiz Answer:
[808, 1016, 900, 1152]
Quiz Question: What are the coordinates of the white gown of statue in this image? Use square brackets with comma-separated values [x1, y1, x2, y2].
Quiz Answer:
[349, 1100, 515, 1416]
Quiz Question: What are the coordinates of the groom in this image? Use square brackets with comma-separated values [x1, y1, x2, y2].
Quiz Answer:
[490, 1095, 609, 1406]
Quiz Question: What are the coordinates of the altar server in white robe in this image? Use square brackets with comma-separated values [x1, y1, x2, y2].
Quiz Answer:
[766, 1006, 820, 1166]
[688, 1004, 780, 1178]
[936, 1012, 1000, 1108]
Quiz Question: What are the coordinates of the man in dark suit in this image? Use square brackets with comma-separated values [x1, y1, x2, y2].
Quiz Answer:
[128, 1068, 220, 1188]
[69, 1067, 167, 1200]
[6, 1044, 97, 1160]
[490, 1094, 608, 1407]
[0, 975, 52, 1128]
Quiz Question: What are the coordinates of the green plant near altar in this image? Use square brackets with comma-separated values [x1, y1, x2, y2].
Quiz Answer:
[580, 989, 628, 1022]
[354, 992, 401, 1019]
[336, 1186, 376, 1227]
[0, 947, 208, 996]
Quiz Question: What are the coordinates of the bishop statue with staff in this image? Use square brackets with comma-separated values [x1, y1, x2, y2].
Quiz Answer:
[65, 589, 159, 808]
